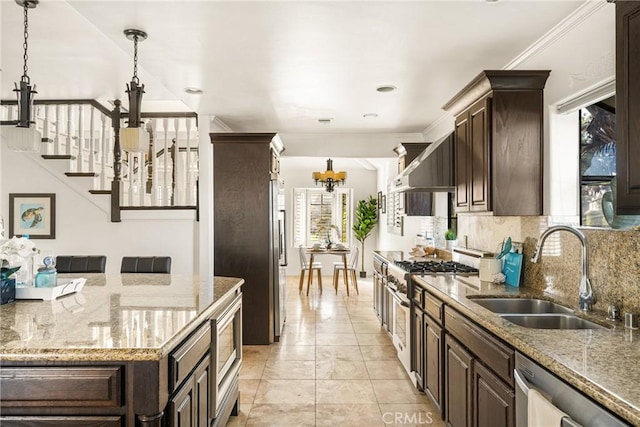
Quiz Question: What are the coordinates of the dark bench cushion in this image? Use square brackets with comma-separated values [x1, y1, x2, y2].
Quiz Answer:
[56, 256, 107, 273]
[120, 256, 172, 273]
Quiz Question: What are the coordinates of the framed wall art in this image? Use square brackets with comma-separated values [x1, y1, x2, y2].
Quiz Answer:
[8, 193, 56, 239]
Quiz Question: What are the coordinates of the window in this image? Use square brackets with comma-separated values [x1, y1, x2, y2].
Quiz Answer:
[293, 188, 352, 247]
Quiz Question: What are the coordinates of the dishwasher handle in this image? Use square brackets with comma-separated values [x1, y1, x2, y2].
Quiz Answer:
[514, 369, 584, 427]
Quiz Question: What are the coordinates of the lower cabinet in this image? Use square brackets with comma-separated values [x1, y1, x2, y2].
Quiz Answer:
[445, 334, 473, 427]
[412, 306, 424, 391]
[170, 355, 210, 427]
[424, 319, 443, 415]
[474, 362, 514, 427]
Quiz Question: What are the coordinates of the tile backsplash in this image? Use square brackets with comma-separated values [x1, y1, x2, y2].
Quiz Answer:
[457, 215, 640, 313]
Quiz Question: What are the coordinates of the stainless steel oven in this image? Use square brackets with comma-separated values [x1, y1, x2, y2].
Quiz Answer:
[390, 287, 411, 376]
[212, 293, 242, 418]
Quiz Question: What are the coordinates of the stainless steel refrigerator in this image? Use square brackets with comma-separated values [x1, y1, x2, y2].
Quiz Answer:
[272, 180, 287, 341]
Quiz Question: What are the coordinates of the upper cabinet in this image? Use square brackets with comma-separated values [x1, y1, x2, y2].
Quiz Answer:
[616, 1, 640, 214]
[393, 143, 433, 216]
[443, 70, 550, 216]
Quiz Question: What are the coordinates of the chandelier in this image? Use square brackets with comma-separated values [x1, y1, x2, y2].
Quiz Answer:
[312, 159, 347, 193]
[119, 28, 150, 153]
[2, 0, 41, 153]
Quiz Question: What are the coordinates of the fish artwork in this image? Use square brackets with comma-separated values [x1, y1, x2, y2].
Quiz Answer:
[20, 206, 44, 228]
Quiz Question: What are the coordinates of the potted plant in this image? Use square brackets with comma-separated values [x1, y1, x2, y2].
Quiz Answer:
[352, 195, 378, 278]
[444, 229, 457, 250]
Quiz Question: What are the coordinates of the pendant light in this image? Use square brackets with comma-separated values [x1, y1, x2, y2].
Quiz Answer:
[312, 159, 347, 193]
[119, 28, 150, 153]
[3, 0, 41, 153]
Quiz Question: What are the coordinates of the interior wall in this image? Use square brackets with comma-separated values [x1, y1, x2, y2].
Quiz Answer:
[280, 157, 378, 278]
[0, 148, 197, 274]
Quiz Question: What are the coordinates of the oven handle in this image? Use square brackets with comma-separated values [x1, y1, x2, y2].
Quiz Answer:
[391, 290, 410, 308]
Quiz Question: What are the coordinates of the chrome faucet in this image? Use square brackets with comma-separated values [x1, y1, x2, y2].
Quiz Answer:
[531, 225, 594, 312]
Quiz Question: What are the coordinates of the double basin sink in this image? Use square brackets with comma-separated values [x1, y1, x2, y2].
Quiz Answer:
[470, 298, 608, 330]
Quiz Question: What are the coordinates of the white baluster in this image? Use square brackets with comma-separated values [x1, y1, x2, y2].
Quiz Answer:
[100, 113, 108, 190]
[139, 151, 145, 206]
[42, 105, 50, 155]
[173, 118, 180, 206]
[128, 151, 135, 206]
[66, 104, 72, 159]
[150, 119, 158, 206]
[163, 118, 170, 206]
[185, 117, 192, 206]
[89, 106, 96, 174]
[77, 105, 85, 172]
[54, 105, 61, 155]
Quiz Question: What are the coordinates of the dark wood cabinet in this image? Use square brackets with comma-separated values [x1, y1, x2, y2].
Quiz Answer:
[616, 1, 640, 214]
[444, 70, 550, 215]
[425, 319, 443, 415]
[445, 334, 473, 427]
[170, 374, 195, 427]
[412, 306, 424, 391]
[474, 362, 514, 427]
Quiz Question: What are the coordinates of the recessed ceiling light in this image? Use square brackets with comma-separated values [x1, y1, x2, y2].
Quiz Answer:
[317, 118, 333, 124]
[363, 113, 378, 118]
[184, 87, 203, 95]
[376, 85, 397, 93]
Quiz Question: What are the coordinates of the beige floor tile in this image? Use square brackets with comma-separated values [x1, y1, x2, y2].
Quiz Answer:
[316, 404, 384, 427]
[316, 380, 377, 404]
[360, 345, 398, 361]
[245, 403, 316, 426]
[254, 380, 316, 404]
[316, 313, 352, 323]
[316, 332, 358, 346]
[279, 331, 316, 346]
[239, 379, 260, 405]
[316, 360, 369, 380]
[352, 321, 385, 334]
[240, 360, 266, 380]
[316, 345, 363, 361]
[357, 333, 394, 346]
[365, 361, 410, 380]
[371, 380, 428, 404]
[315, 322, 355, 334]
[349, 313, 379, 323]
[379, 403, 446, 427]
[262, 360, 316, 380]
[269, 345, 316, 361]
[225, 403, 251, 427]
[242, 345, 272, 361]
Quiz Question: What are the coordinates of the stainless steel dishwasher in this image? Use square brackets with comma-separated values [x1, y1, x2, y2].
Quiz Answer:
[515, 352, 630, 427]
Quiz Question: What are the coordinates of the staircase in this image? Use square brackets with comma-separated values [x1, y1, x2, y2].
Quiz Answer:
[1, 100, 199, 222]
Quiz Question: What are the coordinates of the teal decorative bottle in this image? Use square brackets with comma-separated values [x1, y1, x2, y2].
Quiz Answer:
[35, 256, 57, 288]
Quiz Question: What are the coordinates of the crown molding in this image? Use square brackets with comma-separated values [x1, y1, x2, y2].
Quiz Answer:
[554, 76, 615, 114]
[210, 116, 232, 132]
[503, 0, 610, 70]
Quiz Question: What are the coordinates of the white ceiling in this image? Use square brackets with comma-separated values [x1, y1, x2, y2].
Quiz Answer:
[1, 1, 584, 142]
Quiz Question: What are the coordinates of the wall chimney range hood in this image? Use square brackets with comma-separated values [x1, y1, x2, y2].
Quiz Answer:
[391, 133, 455, 193]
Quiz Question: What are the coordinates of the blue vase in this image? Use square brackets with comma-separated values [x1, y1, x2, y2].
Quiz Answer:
[0, 278, 16, 305]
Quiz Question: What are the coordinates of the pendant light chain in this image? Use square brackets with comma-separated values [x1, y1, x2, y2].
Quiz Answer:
[132, 34, 139, 84]
[21, 2, 30, 83]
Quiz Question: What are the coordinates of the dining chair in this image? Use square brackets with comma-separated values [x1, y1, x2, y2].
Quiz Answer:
[121, 256, 172, 273]
[298, 246, 323, 295]
[56, 255, 107, 273]
[333, 246, 359, 295]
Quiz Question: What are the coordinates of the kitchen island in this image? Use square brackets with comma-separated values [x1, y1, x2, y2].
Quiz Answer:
[0, 274, 244, 427]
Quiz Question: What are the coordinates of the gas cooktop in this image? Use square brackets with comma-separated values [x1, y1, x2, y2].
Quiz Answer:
[393, 260, 479, 275]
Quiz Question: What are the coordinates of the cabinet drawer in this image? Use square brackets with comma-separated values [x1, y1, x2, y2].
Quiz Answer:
[424, 292, 443, 325]
[170, 321, 212, 392]
[0, 416, 122, 426]
[444, 307, 514, 385]
[0, 367, 123, 407]
[412, 285, 424, 308]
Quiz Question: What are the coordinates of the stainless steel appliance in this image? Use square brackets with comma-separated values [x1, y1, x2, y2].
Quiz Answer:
[388, 259, 478, 378]
[275, 206, 287, 340]
[515, 352, 629, 427]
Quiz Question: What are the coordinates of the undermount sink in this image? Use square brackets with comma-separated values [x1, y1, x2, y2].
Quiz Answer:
[500, 314, 607, 330]
[470, 298, 574, 315]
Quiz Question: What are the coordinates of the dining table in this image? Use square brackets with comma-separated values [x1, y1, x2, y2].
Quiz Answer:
[305, 248, 356, 296]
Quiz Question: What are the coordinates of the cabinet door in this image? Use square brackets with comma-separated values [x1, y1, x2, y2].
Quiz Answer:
[445, 335, 473, 427]
[412, 307, 424, 391]
[194, 355, 211, 427]
[454, 112, 470, 211]
[425, 319, 443, 417]
[474, 362, 514, 427]
[616, 1, 640, 214]
[469, 97, 491, 212]
[170, 377, 195, 427]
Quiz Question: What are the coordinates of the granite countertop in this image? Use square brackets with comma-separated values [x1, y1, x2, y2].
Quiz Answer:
[412, 274, 640, 426]
[0, 274, 244, 362]
[373, 250, 405, 263]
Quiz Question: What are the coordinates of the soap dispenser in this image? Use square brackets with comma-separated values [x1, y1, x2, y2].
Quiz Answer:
[35, 256, 58, 288]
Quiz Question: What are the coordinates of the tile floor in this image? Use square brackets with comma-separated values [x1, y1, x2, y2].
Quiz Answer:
[226, 275, 445, 427]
